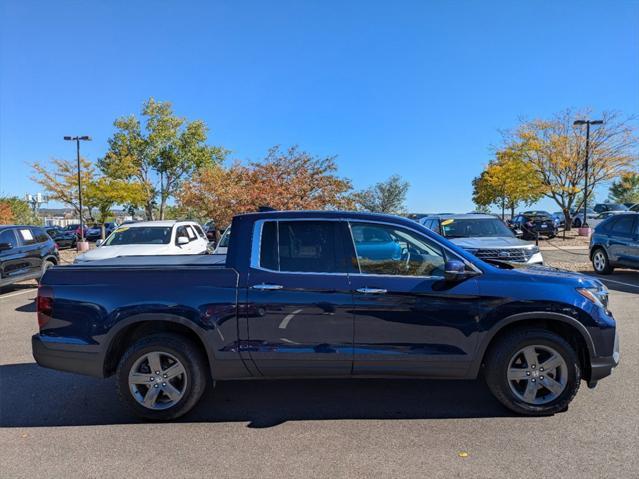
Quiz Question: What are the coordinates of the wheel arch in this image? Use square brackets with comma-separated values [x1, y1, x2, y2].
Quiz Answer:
[43, 254, 58, 265]
[102, 314, 212, 379]
[471, 312, 596, 382]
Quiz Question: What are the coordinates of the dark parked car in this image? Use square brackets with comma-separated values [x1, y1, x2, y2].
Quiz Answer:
[33, 211, 619, 420]
[45, 227, 77, 249]
[510, 212, 558, 239]
[0, 225, 59, 288]
[593, 203, 628, 214]
[589, 213, 639, 274]
[86, 222, 118, 241]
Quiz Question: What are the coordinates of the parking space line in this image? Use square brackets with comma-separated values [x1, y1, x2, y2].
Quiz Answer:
[0, 289, 37, 300]
[590, 277, 639, 289]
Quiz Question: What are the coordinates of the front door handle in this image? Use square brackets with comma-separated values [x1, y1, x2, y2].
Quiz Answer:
[251, 283, 284, 291]
[356, 288, 387, 294]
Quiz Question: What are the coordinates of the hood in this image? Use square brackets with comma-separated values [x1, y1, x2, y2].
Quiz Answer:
[75, 244, 173, 262]
[495, 262, 604, 289]
[450, 236, 535, 249]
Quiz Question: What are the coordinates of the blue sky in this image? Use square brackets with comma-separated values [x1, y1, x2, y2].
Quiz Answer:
[1, 0, 638, 213]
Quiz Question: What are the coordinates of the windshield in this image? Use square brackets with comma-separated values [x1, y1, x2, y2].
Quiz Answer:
[605, 204, 628, 211]
[104, 226, 172, 246]
[440, 218, 514, 238]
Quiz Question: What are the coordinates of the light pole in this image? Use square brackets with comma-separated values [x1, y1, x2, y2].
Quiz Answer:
[63, 136, 91, 242]
[573, 119, 603, 228]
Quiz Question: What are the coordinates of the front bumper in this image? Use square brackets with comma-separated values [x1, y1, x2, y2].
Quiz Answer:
[32, 334, 104, 378]
[587, 329, 620, 388]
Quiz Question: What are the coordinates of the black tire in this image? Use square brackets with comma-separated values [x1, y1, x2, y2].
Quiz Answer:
[484, 329, 581, 416]
[591, 247, 614, 275]
[116, 333, 208, 421]
[37, 260, 56, 284]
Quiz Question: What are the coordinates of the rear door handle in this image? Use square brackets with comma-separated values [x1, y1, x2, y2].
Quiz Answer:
[251, 283, 284, 290]
[356, 288, 387, 294]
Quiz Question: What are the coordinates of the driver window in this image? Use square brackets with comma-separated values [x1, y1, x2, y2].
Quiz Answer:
[175, 226, 188, 244]
[350, 223, 446, 277]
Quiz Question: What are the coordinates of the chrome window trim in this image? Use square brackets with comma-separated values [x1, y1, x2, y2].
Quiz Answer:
[250, 216, 482, 277]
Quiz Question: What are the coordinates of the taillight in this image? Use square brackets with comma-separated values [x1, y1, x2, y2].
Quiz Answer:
[37, 286, 54, 329]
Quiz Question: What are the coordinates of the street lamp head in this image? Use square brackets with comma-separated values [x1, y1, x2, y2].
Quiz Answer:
[63, 136, 74, 140]
[591, 120, 604, 125]
[79, 136, 92, 141]
[573, 120, 587, 126]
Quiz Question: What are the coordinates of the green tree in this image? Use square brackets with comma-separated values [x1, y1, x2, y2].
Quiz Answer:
[472, 150, 545, 219]
[31, 158, 96, 220]
[608, 172, 639, 204]
[31, 158, 145, 223]
[84, 178, 147, 224]
[354, 175, 410, 214]
[99, 98, 228, 220]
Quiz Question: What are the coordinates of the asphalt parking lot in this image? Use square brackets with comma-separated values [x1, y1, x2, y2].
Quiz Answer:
[1, 277, 638, 479]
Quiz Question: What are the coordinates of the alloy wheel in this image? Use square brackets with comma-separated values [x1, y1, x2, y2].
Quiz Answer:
[506, 345, 567, 405]
[128, 351, 188, 410]
[593, 251, 607, 272]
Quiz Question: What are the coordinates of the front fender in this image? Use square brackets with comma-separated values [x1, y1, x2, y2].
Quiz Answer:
[467, 311, 597, 379]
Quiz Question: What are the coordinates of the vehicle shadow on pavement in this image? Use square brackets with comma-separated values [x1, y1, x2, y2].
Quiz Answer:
[15, 301, 36, 313]
[0, 363, 515, 428]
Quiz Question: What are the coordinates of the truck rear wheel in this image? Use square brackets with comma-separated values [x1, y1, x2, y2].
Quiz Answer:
[484, 329, 581, 416]
[116, 333, 208, 420]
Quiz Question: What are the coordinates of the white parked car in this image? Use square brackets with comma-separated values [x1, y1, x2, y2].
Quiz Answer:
[213, 226, 231, 255]
[74, 221, 209, 263]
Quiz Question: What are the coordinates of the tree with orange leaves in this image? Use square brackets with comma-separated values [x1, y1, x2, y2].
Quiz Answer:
[179, 146, 354, 228]
[0, 201, 14, 224]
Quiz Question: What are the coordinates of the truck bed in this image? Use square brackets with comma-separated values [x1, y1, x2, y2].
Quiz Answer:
[72, 253, 227, 268]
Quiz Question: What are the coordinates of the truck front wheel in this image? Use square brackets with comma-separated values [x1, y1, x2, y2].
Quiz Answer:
[484, 329, 581, 416]
[116, 333, 208, 420]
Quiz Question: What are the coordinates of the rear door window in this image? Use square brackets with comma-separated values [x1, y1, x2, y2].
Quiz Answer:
[31, 227, 49, 243]
[610, 216, 636, 237]
[258, 220, 349, 273]
[18, 228, 36, 245]
[193, 225, 206, 239]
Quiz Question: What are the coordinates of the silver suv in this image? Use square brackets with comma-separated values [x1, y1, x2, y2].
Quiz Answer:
[420, 214, 543, 265]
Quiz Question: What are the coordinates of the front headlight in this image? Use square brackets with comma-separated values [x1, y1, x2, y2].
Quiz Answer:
[577, 286, 609, 309]
[528, 245, 540, 254]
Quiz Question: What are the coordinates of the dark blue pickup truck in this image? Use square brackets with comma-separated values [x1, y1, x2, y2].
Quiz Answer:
[33, 211, 619, 420]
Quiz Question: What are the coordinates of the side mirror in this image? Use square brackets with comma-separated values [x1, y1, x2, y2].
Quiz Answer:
[444, 259, 470, 282]
[0, 242, 12, 251]
[514, 229, 524, 238]
[177, 236, 189, 246]
[95, 239, 103, 247]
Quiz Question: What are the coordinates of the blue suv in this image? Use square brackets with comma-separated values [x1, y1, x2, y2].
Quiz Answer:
[590, 213, 639, 274]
